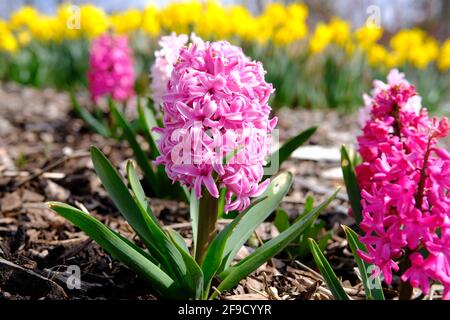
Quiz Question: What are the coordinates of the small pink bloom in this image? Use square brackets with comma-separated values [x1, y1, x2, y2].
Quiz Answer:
[150, 33, 204, 107]
[88, 34, 135, 103]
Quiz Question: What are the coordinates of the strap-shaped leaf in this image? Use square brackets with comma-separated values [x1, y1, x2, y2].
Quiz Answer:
[274, 209, 290, 232]
[126, 161, 158, 224]
[127, 157, 203, 298]
[90, 147, 193, 291]
[70, 92, 110, 137]
[137, 99, 160, 160]
[218, 172, 293, 273]
[268, 126, 317, 167]
[48, 202, 180, 298]
[342, 225, 384, 300]
[166, 229, 189, 254]
[110, 101, 160, 196]
[212, 189, 339, 299]
[166, 228, 204, 300]
[341, 145, 363, 224]
[309, 238, 350, 300]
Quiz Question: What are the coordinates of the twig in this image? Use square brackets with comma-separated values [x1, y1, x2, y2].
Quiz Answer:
[294, 260, 323, 280]
[247, 285, 269, 299]
[14, 151, 89, 188]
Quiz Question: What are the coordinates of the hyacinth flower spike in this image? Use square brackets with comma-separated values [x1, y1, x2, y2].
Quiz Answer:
[355, 69, 450, 299]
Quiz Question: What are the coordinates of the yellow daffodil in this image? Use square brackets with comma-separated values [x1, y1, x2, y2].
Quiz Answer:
[367, 44, 388, 67]
[17, 30, 31, 46]
[390, 29, 439, 68]
[79, 5, 109, 38]
[0, 22, 18, 53]
[9, 6, 38, 31]
[57, 4, 81, 39]
[111, 9, 142, 35]
[438, 39, 450, 71]
[29, 15, 62, 42]
[329, 17, 351, 47]
[309, 22, 333, 53]
[142, 5, 160, 36]
[355, 24, 383, 50]
[159, 1, 202, 34]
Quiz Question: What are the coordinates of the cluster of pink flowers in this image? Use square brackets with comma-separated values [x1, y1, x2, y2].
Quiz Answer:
[150, 32, 203, 107]
[356, 69, 450, 298]
[88, 34, 135, 103]
[155, 41, 277, 212]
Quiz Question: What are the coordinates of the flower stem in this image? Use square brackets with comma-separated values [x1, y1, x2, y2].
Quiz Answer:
[195, 190, 218, 264]
[399, 250, 413, 300]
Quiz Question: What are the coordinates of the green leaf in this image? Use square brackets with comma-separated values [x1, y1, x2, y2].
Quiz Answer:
[342, 225, 384, 300]
[341, 145, 363, 224]
[48, 202, 180, 298]
[303, 195, 315, 215]
[308, 238, 350, 300]
[219, 172, 294, 273]
[110, 101, 160, 197]
[190, 190, 200, 257]
[274, 209, 290, 233]
[217, 188, 227, 219]
[137, 99, 160, 160]
[212, 189, 339, 299]
[200, 213, 241, 298]
[166, 229, 189, 255]
[268, 126, 317, 168]
[126, 161, 158, 224]
[70, 92, 110, 137]
[90, 146, 197, 295]
[166, 227, 204, 300]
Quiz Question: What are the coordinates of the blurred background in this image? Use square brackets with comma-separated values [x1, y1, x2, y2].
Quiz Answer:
[0, 0, 449, 112]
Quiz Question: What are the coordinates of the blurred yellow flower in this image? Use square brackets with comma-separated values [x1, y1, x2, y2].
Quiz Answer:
[196, 1, 231, 39]
[17, 30, 31, 46]
[309, 23, 333, 53]
[57, 4, 81, 39]
[9, 6, 38, 31]
[438, 39, 450, 71]
[390, 29, 439, 68]
[329, 17, 351, 47]
[228, 6, 257, 41]
[264, 3, 287, 28]
[0, 22, 18, 53]
[142, 5, 160, 36]
[287, 3, 308, 21]
[355, 24, 383, 49]
[111, 9, 142, 35]
[384, 51, 403, 69]
[367, 44, 388, 67]
[79, 5, 109, 38]
[160, 1, 202, 34]
[29, 15, 62, 41]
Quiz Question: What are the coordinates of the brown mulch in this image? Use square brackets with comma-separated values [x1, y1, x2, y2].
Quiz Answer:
[0, 82, 378, 300]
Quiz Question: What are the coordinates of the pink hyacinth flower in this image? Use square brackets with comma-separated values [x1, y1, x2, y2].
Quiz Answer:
[155, 41, 277, 212]
[358, 69, 421, 127]
[150, 33, 204, 107]
[88, 34, 135, 103]
[355, 69, 450, 299]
